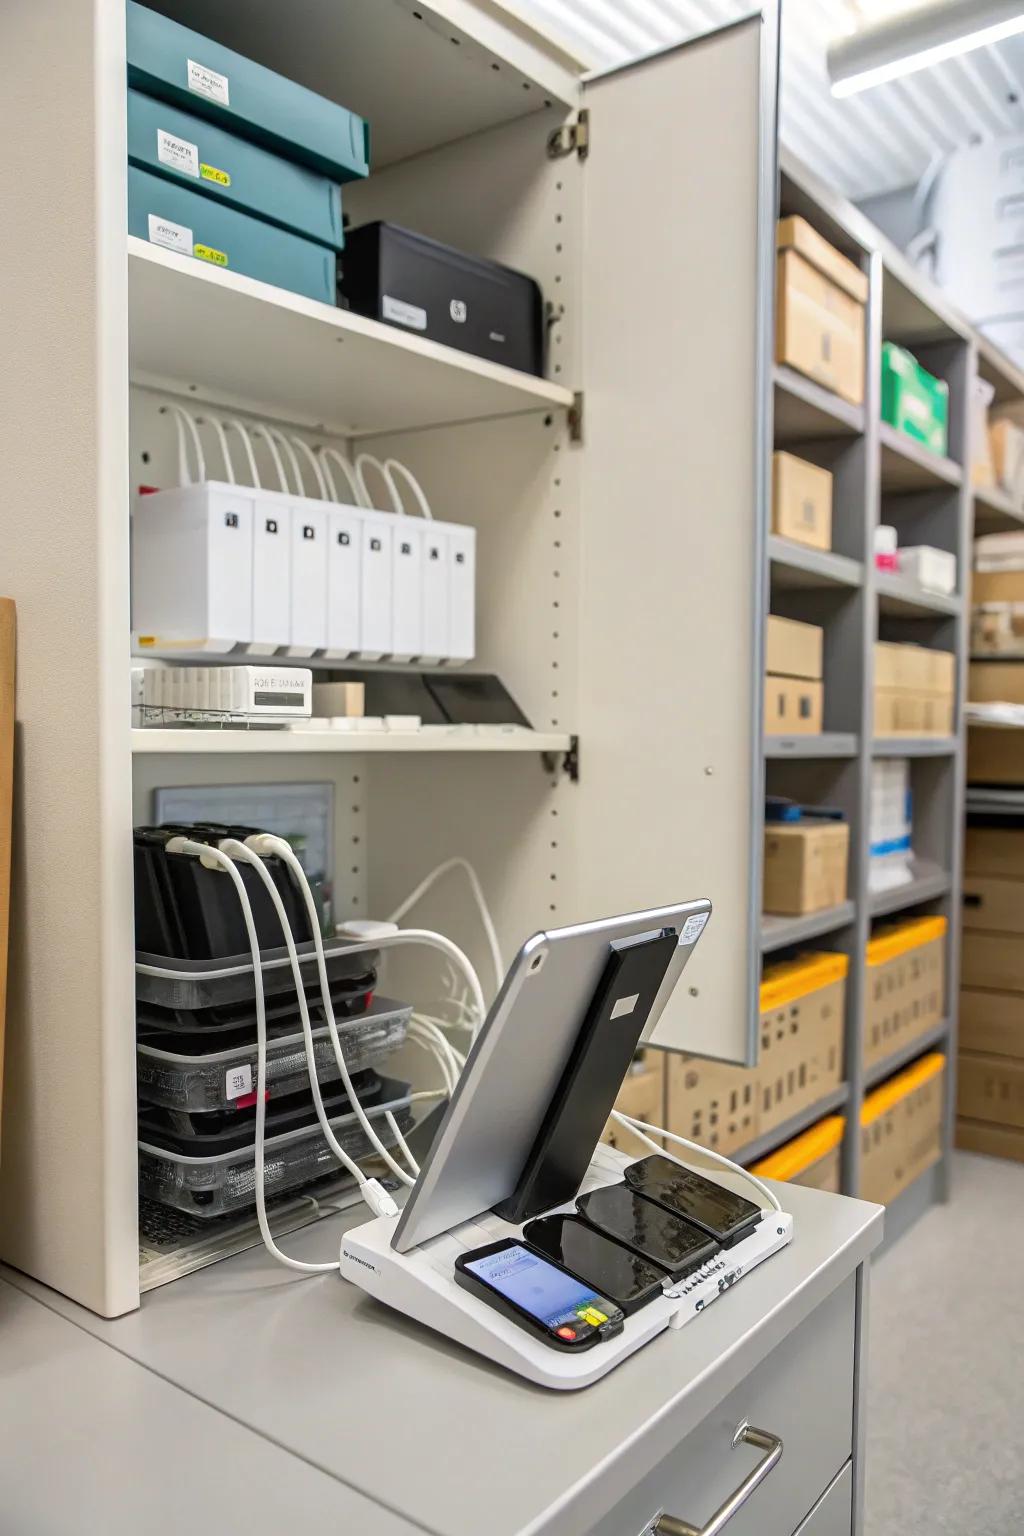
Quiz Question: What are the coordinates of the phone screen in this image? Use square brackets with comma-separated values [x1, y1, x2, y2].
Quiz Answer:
[525, 1214, 668, 1312]
[624, 1155, 760, 1237]
[464, 1244, 608, 1330]
[577, 1184, 718, 1272]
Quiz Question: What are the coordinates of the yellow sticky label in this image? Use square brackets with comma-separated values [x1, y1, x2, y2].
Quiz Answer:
[200, 163, 231, 186]
[194, 243, 229, 267]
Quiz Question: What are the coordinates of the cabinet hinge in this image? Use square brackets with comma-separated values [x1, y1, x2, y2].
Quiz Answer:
[547, 109, 589, 161]
[542, 735, 579, 783]
[568, 391, 584, 444]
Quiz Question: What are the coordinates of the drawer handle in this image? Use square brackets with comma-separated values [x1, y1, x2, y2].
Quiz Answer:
[654, 1422, 783, 1536]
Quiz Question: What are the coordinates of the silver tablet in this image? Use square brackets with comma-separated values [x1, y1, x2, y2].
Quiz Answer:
[392, 899, 711, 1254]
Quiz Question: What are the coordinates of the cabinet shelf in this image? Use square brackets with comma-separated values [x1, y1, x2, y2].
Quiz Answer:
[127, 238, 575, 437]
[872, 736, 957, 757]
[868, 861, 950, 918]
[773, 366, 865, 443]
[130, 727, 574, 756]
[761, 902, 857, 953]
[973, 484, 1024, 534]
[864, 1021, 950, 1091]
[768, 537, 863, 591]
[878, 423, 963, 493]
[764, 733, 858, 759]
[875, 572, 961, 618]
[734, 1085, 851, 1167]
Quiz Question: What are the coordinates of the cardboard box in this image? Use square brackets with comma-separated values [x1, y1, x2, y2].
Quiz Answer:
[972, 567, 1024, 605]
[961, 931, 1024, 994]
[860, 1053, 945, 1206]
[764, 675, 823, 734]
[962, 875, 1024, 934]
[759, 952, 846, 1132]
[751, 1116, 845, 1194]
[958, 1051, 1024, 1130]
[956, 1117, 1024, 1164]
[664, 1052, 759, 1158]
[873, 643, 955, 736]
[990, 418, 1024, 504]
[776, 219, 866, 405]
[969, 660, 1024, 705]
[311, 681, 366, 718]
[873, 689, 954, 737]
[967, 725, 1024, 784]
[602, 1049, 665, 1160]
[771, 452, 833, 552]
[864, 916, 945, 1070]
[776, 217, 870, 303]
[874, 643, 954, 693]
[971, 377, 996, 488]
[960, 988, 1024, 1060]
[763, 819, 849, 915]
[972, 603, 1024, 657]
[964, 825, 1024, 879]
[880, 342, 949, 458]
[766, 615, 823, 679]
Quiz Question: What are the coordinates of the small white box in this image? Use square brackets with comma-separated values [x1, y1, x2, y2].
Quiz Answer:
[286, 503, 328, 657]
[447, 525, 477, 665]
[142, 664, 311, 718]
[360, 511, 394, 660]
[249, 501, 291, 655]
[898, 545, 957, 595]
[392, 519, 425, 663]
[326, 505, 363, 659]
[132, 483, 254, 653]
[421, 524, 450, 665]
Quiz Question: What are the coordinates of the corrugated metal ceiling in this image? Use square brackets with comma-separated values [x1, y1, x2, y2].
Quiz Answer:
[516, 0, 1024, 200]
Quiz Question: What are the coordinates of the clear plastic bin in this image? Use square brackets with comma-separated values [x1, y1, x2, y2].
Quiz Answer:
[136, 997, 410, 1112]
[138, 1084, 414, 1218]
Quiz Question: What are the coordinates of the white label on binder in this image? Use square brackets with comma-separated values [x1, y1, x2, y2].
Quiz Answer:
[225, 1064, 253, 1101]
[382, 295, 427, 331]
[681, 912, 709, 945]
[147, 213, 193, 256]
[157, 129, 199, 177]
[187, 58, 230, 105]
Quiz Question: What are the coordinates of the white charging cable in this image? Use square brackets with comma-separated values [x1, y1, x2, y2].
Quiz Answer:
[383, 459, 434, 521]
[291, 437, 330, 500]
[217, 838, 417, 1192]
[226, 417, 261, 487]
[268, 427, 304, 496]
[317, 447, 366, 507]
[249, 422, 289, 491]
[387, 857, 504, 1003]
[194, 415, 236, 484]
[610, 1110, 783, 1213]
[354, 451, 400, 513]
[160, 404, 206, 486]
[244, 833, 487, 1176]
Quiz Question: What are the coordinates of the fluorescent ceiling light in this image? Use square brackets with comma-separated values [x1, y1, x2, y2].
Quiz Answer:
[828, 0, 1024, 97]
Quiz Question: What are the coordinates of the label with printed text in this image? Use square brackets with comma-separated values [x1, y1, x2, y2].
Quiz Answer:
[147, 213, 193, 256]
[680, 911, 709, 945]
[225, 1064, 253, 1101]
[157, 128, 199, 177]
[187, 58, 230, 105]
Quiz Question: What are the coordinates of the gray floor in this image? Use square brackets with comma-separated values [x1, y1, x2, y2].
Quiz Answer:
[865, 1150, 1024, 1535]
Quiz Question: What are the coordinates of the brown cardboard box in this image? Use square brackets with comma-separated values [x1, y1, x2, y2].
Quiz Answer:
[860, 1056, 945, 1206]
[958, 1051, 1024, 1130]
[864, 918, 945, 1071]
[967, 725, 1024, 784]
[875, 643, 953, 693]
[964, 825, 1024, 879]
[664, 1052, 759, 1158]
[766, 615, 823, 679]
[972, 603, 1024, 657]
[776, 216, 870, 303]
[764, 675, 823, 734]
[961, 931, 1024, 994]
[960, 988, 1024, 1059]
[989, 417, 1024, 499]
[771, 452, 833, 552]
[957, 1117, 1024, 1164]
[873, 689, 954, 737]
[776, 251, 866, 406]
[602, 1049, 665, 1160]
[873, 643, 954, 736]
[763, 819, 849, 915]
[972, 568, 1024, 605]
[962, 875, 1024, 934]
[311, 681, 365, 717]
[969, 660, 1024, 705]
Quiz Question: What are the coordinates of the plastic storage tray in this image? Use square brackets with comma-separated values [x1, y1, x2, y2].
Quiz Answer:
[135, 940, 378, 1021]
[138, 1077, 414, 1217]
[864, 916, 945, 1070]
[137, 996, 410, 1111]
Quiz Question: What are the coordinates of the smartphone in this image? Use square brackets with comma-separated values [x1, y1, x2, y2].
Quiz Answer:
[575, 1184, 720, 1277]
[623, 1155, 762, 1247]
[523, 1213, 670, 1316]
[454, 1239, 625, 1351]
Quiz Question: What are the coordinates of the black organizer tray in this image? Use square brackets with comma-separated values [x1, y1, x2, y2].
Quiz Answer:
[135, 942, 379, 1025]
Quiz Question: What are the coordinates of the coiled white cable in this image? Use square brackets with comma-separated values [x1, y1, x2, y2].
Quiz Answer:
[195, 415, 236, 484]
[354, 451, 400, 512]
[291, 437, 330, 500]
[249, 422, 288, 491]
[226, 417, 261, 487]
[610, 1110, 782, 1213]
[317, 447, 365, 507]
[161, 404, 206, 486]
[268, 427, 304, 495]
[383, 458, 434, 521]
[387, 857, 504, 1003]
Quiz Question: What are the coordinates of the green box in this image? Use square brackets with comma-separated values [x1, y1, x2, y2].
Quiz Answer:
[128, 90, 344, 251]
[129, 166, 336, 305]
[881, 341, 950, 457]
[126, 1, 369, 183]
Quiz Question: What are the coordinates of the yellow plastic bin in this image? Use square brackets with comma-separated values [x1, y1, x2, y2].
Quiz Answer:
[864, 916, 946, 1071]
[860, 1052, 945, 1206]
[751, 1115, 845, 1193]
[759, 951, 848, 1136]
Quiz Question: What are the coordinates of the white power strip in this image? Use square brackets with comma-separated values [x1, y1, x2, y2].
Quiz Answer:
[132, 480, 476, 664]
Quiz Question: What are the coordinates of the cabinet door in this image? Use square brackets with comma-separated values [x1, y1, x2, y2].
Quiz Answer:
[578, 12, 778, 1063]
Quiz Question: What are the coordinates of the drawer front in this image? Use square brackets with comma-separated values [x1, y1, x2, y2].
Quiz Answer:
[592, 1275, 855, 1536]
[794, 1464, 852, 1536]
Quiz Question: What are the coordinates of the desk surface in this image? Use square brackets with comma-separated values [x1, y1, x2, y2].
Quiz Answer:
[2, 1182, 881, 1536]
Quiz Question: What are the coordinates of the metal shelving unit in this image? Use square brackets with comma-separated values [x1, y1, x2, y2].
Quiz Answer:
[734, 1084, 851, 1168]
